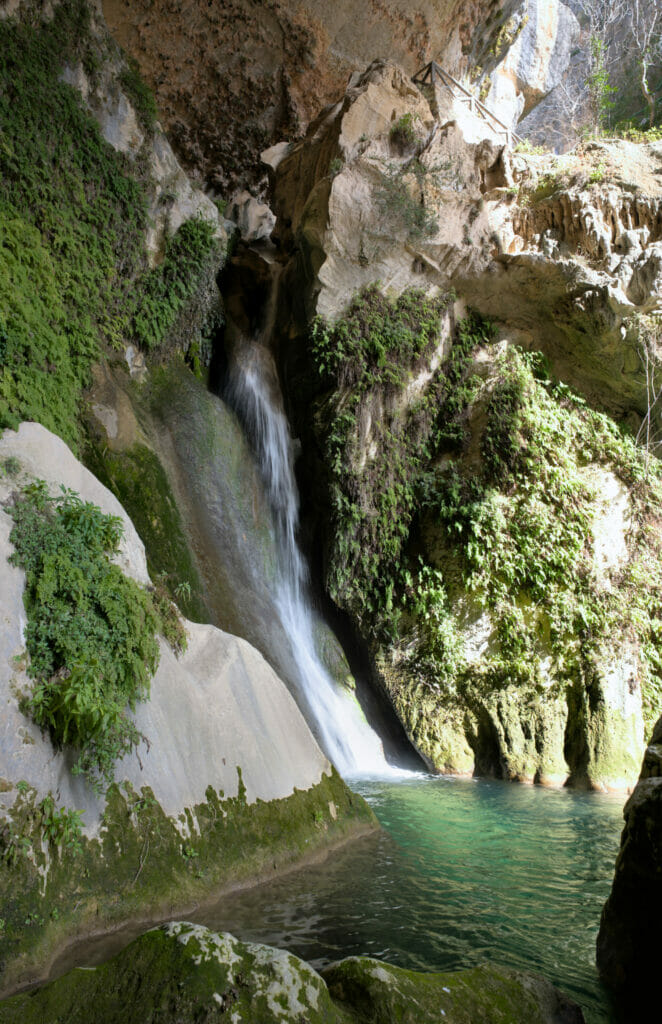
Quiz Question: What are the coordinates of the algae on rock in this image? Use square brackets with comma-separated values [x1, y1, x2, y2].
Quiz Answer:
[0, 921, 585, 1024]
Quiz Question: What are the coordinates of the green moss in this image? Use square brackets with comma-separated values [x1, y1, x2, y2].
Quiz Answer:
[0, 923, 582, 1023]
[84, 441, 210, 623]
[0, 769, 375, 994]
[323, 957, 580, 1024]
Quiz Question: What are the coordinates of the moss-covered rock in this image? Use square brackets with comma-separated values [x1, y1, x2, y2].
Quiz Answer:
[323, 956, 585, 1024]
[85, 438, 210, 623]
[0, 923, 585, 1023]
[306, 290, 662, 789]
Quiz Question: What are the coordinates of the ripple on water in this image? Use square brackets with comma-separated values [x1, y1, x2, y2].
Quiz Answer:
[46, 775, 625, 1024]
[190, 775, 624, 1024]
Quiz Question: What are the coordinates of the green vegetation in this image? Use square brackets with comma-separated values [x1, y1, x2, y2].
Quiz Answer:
[311, 287, 662, 743]
[132, 218, 219, 353]
[311, 285, 461, 633]
[1, 787, 83, 868]
[0, 0, 220, 450]
[85, 442, 209, 623]
[513, 139, 547, 156]
[0, 0, 147, 448]
[389, 112, 418, 151]
[118, 55, 158, 133]
[7, 482, 166, 791]
[613, 122, 662, 143]
[586, 37, 617, 133]
[376, 160, 440, 240]
[0, 769, 373, 993]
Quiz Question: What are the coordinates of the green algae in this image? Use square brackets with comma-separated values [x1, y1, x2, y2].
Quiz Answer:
[0, 769, 376, 995]
[0, 923, 583, 1024]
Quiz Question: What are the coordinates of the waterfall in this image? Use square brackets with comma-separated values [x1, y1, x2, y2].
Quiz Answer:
[227, 342, 395, 776]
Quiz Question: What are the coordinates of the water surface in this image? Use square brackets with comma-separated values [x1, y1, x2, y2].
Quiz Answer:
[194, 775, 624, 1023]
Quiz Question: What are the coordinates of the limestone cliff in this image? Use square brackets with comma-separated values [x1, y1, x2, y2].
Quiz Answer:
[100, 0, 521, 192]
[268, 60, 662, 789]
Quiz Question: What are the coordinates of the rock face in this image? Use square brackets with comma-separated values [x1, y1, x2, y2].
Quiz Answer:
[0, 423, 375, 993]
[0, 921, 585, 1023]
[273, 60, 662, 419]
[483, 0, 580, 130]
[596, 715, 662, 1010]
[100, 0, 521, 192]
[55, 0, 227, 263]
[269, 59, 662, 790]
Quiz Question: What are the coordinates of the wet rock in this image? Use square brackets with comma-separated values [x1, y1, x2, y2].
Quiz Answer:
[597, 715, 662, 1008]
[0, 922, 585, 1023]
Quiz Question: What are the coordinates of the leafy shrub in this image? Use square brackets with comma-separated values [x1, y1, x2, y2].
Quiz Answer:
[389, 113, 418, 151]
[8, 482, 162, 791]
[376, 160, 439, 240]
[39, 795, 83, 855]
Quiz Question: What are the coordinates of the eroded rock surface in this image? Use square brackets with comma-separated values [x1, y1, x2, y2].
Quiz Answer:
[100, 0, 521, 192]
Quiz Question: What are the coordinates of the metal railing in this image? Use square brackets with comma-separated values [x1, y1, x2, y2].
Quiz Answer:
[412, 61, 523, 147]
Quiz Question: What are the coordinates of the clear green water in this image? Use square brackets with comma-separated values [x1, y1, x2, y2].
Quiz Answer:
[195, 775, 625, 1023]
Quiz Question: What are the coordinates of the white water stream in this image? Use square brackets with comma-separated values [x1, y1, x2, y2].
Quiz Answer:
[228, 342, 396, 776]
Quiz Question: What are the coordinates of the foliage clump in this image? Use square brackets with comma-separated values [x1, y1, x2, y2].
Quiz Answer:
[376, 160, 440, 240]
[8, 481, 164, 791]
[0, 0, 220, 449]
[389, 112, 419, 151]
[310, 287, 662, 732]
[310, 285, 464, 633]
[132, 218, 218, 352]
[119, 55, 158, 133]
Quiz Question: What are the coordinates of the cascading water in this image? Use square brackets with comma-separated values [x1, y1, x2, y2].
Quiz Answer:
[227, 341, 396, 776]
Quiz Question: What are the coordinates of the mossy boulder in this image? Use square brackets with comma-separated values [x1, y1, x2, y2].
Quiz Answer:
[322, 956, 585, 1024]
[0, 922, 584, 1024]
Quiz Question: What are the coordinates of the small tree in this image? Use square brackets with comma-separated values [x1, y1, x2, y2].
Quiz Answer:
[586, 36, 617, 132]
[629, 0, 662, 127]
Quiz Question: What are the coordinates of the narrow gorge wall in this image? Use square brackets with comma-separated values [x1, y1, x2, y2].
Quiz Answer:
[267, 60, 662, 791]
